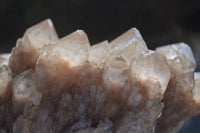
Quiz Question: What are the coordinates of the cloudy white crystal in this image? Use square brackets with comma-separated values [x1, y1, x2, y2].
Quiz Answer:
[130, 50, 171, 98]
[156, 42, 196, 75]
[103, 28, 148, 93]
[12, 69, 37, 115]
[9, 19, 58, 75]
[35, 30, 90, 97]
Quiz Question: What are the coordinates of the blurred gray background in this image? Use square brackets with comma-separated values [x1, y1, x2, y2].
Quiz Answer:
[0, 0, 199, 132]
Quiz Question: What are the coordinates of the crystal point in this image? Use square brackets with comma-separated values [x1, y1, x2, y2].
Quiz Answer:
[35, 30, 90, 97]
[9, 19, 58, 75]
[156, 42, 196, 75]
[103, 28, 148, 94]
[130, 50, 171, 98]
[110, 28, 147, 51]
[23, 19, 58, 46]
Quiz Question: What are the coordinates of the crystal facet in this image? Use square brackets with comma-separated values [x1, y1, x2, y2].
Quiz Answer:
[0, 53, 11, 67]
[0, 19, 199, 133]
[35, 30, 90, 97]
[156, 72, 198, 133]
[155, 42, 200, 133]
[156, 42, 196, 75]
[0, 65, 12, 103]
[9, 19, 58, 75]
[103, 28, 148, 94]
[12, 69, 41, 116]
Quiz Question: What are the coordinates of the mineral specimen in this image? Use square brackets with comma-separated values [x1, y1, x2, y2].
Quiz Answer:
[0, 19, 199, 133]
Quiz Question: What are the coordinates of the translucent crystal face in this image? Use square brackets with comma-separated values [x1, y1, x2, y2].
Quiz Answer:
[23, 19, 58, 49]
[35, 30, 90, 97]
[156, 42, 196, 75]
[88, 41, 109, 70]
[155, 43, 198, 133]
[52, 30, 89, 67]
[9, 19, 59, 75]
[110, 28, 148, 64]
[1, 19, 200, 133]
[0, 53, 10, 67]
[103, 28, 148, 92]
[12, 69, 36, 102]
[130, 50, 171, 99]
[110, 28, 147, 51]
[12, 69, 41, 117]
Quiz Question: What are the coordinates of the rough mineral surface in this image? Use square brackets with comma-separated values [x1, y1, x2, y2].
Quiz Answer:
[0, 19, 199, 133]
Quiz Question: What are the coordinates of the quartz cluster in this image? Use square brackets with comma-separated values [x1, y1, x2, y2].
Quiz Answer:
[0, 19, 199, 133]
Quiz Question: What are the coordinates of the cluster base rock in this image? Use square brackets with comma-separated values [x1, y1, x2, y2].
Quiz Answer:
[0, 19, 199, 133]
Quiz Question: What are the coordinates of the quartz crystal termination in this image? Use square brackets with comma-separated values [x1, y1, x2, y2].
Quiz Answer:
[35, 30, 90, 97]
[9, 19, 58, 75]
[0, 19, 198, 133]
[156, 43, 200, 133]
[116, 50, 170, 133]
[156, 43, 196, 76]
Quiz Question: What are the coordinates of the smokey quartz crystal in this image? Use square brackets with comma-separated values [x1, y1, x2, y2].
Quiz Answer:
[0, 19, 199, 133]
